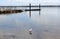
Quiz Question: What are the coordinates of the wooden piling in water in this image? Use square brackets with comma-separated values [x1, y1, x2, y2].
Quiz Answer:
[29, 3, 31, 17]
[25, 4, 41, 11]
[39, 4, 41, 15]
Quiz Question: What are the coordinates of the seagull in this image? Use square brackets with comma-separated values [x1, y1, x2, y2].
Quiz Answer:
[29, 28, 32, 35]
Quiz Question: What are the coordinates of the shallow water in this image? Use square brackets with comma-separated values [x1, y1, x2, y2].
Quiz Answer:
[0, 7, 60, 39]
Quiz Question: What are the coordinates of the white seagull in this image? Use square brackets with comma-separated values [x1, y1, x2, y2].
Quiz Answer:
[29, 28, 32, 35]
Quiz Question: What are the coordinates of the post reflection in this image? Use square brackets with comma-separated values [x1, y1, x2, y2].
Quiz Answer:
[29, 11, 31, 18]
[29, 10, 41, 18]
[39, 10, 41, 16]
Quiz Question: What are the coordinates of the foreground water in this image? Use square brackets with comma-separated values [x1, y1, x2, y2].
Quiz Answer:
[0, 7, 60, 39]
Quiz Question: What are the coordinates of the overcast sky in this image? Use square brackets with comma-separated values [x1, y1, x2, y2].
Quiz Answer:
[0, 0, 60, 6]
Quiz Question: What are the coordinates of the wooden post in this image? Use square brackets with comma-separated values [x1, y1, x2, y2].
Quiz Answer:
[39, 4, 40, 9]
[39, 4, 40, 15]
[29, 3, 31, 17]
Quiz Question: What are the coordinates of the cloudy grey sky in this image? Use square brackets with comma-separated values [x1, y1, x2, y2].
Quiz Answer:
[0, 0, 60, 6]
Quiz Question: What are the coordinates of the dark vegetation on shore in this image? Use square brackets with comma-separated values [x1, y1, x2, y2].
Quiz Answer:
[0, 10, 23, 14]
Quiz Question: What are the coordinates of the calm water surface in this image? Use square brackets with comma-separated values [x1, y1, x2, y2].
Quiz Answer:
[0, 7, 60, 39]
